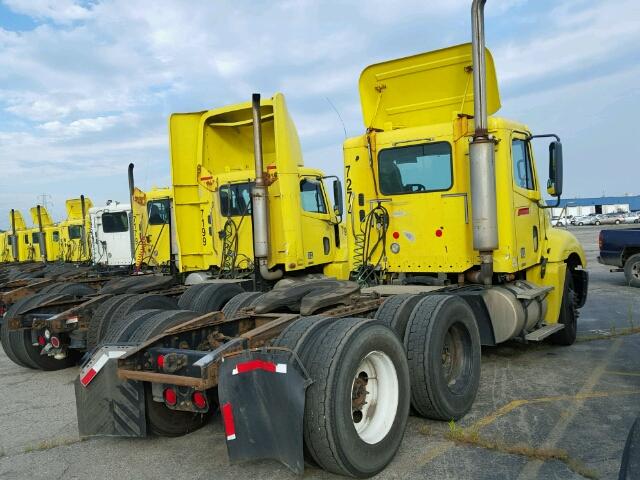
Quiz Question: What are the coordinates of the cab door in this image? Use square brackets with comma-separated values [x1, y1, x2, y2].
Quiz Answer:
[299, 176, 335, 267]
[511, 134, 541, 269]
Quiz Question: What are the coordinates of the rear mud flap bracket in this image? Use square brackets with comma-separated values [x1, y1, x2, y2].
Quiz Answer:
[218, 348, 310, 474]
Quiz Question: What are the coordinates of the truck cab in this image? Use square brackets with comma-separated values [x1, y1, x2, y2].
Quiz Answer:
[131, 186, 173, 269]
[58, 196, 93, 262]
[89, 203, 134, 267]
[29, 205, 61, 262]
[169, 93, 343, 278]
[344, 43, 586, 325]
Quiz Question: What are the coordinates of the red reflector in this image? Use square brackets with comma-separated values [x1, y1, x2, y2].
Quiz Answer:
[518, 207, 530, 216]
[192, 391, 207, 409]
[200, 176, 212, 181]
[235, 359, 276, 374]
[163, 388, 177, 406]
[80, 368, 97, 387]
[38, 336, 46, 346]
[221, 402, 236, 440]
[50, 337, 60, 348]
[157, 354, 165, 370]
[392, 231, 399, 239]
[435, 229, 443, 237]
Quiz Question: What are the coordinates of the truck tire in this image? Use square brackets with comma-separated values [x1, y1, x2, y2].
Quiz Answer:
[131, 310, 206, 437]
[177, 283, 211, 310]
[624, 253, 640, 288]
[303, 318, 410, 477]
[86, 294, 137, 349]
[39, 282, 62, 294]
[104, 294, 179, 341]
[221, 291, 264, 318]
[1, 296, 38, 368]
[374, 294, 424, 339]
[9, 293, 75, 370]
[106, 309, 207, 437]
[404, 294, 481, 421]
[182, 283, 244, 315]
[50, 282, 95, 297]
[101, 309, 165, 344]
[128, 310, 199, 343]
[549, 271, 578, 345]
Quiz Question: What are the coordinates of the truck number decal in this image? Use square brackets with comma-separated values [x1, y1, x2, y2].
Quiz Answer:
[345, 165, 353, 214]
[200, 209, 207, 246]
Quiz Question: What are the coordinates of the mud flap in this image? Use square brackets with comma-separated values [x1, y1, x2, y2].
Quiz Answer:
[218, 349, 310, 474]
[74, 359, 147, 438]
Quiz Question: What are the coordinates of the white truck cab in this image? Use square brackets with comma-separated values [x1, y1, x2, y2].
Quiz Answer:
[89, 202, 133, 267]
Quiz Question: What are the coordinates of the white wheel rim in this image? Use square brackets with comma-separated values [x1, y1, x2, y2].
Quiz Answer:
[351, 351, 399, 444]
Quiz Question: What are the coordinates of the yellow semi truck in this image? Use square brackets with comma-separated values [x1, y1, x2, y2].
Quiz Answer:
[131, 186, 172, 270]
[58, 196, 93, 262]
[79, 3, 590, 477]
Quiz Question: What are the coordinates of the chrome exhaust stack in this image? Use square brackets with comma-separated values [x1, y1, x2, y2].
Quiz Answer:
[127, 163, 137, 266]
[470, 0, 498, 285]
[251, 93, 283, 281]
[80, 194, 87, 258]
[36, 205, 47, 263]
[10, 209, 18, 261]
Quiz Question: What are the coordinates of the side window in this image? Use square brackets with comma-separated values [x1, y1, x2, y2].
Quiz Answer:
[147, 199, 171, 225]
[512, 138, 535, 190]
[32, 232, 40, 244]
[24, 234, 29, 243]
[300, 178, 327, 214]
[68, 225, 82, 239]
[52, 231, 60, 242]
[220, 183, 253, 217]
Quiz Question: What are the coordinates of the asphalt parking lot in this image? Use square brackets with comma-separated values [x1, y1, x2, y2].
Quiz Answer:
[0, 225, 638, 479]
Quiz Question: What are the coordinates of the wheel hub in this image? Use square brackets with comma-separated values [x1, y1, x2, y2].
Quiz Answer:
[351, 351, 399, 444]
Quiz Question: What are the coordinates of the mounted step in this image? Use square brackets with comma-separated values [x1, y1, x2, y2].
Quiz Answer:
[525, 324, 564, 342]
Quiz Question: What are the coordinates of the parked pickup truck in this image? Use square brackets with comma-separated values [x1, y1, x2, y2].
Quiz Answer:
[598, 228, 640, 287]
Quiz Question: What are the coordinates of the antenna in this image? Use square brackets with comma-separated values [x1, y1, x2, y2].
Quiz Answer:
[37, 193, 53, 211]
[326, 97, 347, 139]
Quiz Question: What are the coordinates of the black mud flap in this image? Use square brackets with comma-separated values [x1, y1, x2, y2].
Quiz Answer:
[218, 349, 310, 474]
[74, 359, 147, 438]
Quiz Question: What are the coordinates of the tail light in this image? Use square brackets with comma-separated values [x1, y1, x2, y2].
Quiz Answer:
[157, 354, 165, 371]
[192, 391, 207, 409]
[163, 387, 177, 406]
[37, 336, 46, 346]
[598, 232, 603, 250]
[50, 336, 60, 348]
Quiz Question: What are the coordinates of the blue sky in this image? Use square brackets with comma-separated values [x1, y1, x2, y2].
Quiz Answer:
[0, 0, 639, 229]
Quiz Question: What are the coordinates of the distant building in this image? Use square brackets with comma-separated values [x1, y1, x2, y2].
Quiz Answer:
[550, 195, 640, 217]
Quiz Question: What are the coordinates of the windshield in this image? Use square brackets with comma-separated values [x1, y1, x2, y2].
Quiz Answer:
[378, 142, 452, 195]
[102, 212, 129, 233]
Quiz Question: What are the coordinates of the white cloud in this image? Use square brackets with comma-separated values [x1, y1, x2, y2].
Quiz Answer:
[494, 0, 640, 85]
[37, 113, 138, 137]
[3, 0, 92, 23]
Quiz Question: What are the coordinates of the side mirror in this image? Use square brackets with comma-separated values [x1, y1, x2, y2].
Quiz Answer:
[332, 178, 344, 217]
[547, 141, 563, 197]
